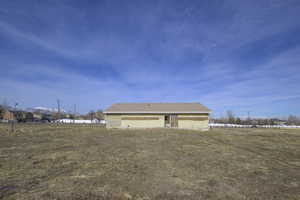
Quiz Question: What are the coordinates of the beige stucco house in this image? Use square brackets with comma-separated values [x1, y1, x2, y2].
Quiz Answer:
[104, 103, 211, 131]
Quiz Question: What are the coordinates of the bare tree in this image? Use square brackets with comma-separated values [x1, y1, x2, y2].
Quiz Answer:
[88, 110, 95, 121]
[0, 106, 5, 119]
[236, 117, 241, 124]
[209, 113, 215, 123]
[226, 110, 235, 124]
[287, 115, 300, 125]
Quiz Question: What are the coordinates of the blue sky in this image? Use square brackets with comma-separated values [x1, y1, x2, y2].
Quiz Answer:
[0, 0, 300, 117]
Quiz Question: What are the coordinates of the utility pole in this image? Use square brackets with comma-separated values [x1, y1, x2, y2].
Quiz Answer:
[10, 109, 13, 135]
[73, 104, 76, 123]
[57, 99, 60, 119]
[10, 103, 18, 134]
[247, 111, 250, 125]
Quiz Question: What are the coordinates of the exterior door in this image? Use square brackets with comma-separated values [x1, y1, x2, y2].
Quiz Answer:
[165, 115, 170, 127]
[170, 115, 178, 128]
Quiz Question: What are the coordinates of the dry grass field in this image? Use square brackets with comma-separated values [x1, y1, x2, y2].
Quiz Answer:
[0, 124, 300, 200]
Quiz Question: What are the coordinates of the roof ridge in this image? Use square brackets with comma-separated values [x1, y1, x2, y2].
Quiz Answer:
[114, 102, 202, 104]
[104, 102, 211, 113]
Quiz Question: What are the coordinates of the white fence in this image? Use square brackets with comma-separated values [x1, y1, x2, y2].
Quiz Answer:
[54, 119, 106, 124]
[209, 123, 300, 129]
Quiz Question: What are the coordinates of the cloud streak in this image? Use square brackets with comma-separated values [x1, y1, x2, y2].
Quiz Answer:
[0, 0, 300, 116]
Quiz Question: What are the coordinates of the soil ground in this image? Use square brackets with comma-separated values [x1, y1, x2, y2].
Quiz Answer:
[0, 124, 300, 199]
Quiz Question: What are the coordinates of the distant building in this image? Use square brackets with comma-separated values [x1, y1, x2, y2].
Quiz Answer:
[3, 110, 14, 121]
[104, 103, 211, 131]
[25, 112, 43, 122]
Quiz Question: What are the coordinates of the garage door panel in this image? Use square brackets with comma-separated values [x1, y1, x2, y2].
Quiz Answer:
[121, 115, 164, 128]
[177, 114, 209, 130]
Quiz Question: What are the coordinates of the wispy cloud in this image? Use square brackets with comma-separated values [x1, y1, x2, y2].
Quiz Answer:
[0, 0, 300, 116]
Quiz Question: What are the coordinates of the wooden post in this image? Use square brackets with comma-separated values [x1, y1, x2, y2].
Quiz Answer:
[10, 111, 15, 134]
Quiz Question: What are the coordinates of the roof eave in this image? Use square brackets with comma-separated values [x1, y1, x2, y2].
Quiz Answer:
[104, 111, 212, 114]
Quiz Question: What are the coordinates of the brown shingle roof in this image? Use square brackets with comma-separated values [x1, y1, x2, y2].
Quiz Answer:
[104, 103, 211, 114]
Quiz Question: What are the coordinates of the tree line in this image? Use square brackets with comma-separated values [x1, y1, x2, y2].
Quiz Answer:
[0, 105, 104, 123]
[211, 110, 300, 126]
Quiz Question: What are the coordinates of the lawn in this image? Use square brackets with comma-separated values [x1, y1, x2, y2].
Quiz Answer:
[0, 124, 300, 200]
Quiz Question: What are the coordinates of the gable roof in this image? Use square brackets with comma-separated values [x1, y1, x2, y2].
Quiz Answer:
[104, 103, 211, 114]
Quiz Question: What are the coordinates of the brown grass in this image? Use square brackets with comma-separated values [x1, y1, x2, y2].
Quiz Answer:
[0, 124, 300, 200]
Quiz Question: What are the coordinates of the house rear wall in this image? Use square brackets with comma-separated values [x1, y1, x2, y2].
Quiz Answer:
[105, 113, 209, 130]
